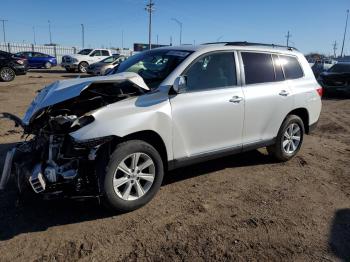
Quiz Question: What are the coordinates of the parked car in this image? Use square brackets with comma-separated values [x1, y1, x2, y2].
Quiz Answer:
[61, 48, 112, 73]
[1, 42, 322, 212]
[318, 62, 350, 97]
[15, 52, 57, 69]
[87, 54, 127, 75]
[0, 50, 28, 82]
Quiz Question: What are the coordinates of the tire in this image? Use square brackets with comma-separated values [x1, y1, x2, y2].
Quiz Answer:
[78, 62, 89, 73]
[100, 140, 164, 212]
[267, 115, 305, 162]
[0, 67, 15, 82]
[65, 68, 75, 73]
[44, 62, 52, 69]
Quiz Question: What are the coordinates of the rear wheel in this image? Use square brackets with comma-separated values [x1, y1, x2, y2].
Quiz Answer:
[101, 140, 164, 212]
[0, 67, 15, 82]
[267, 115, 304, 162]
[78, 62, 89, 73]
[44, 62, 52, 69]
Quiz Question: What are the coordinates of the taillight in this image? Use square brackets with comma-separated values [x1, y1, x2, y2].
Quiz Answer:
[316, 87, 323, 97]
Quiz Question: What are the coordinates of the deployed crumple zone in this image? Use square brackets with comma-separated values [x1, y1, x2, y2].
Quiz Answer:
[0, 72, 151, 198]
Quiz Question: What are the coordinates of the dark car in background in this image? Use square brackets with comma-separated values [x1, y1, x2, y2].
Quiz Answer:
[318, 62, 350, 97]
[0, 50, 28, 82]
[15, 51, 57, 69]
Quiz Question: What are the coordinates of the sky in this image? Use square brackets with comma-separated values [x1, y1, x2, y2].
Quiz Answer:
[0, 0, 349, 55]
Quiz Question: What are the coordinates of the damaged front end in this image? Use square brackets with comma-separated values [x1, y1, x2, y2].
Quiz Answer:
[1, 72, 149, 199]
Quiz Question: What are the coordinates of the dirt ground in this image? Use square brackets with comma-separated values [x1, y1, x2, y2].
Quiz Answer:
[0, 69, 349, 262]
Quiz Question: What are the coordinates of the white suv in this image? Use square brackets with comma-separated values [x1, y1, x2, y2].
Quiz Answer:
[61, 48, 112, 73]
[1, 42, 322, 212]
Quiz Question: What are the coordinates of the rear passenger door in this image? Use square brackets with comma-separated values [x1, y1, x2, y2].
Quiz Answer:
[240, 52, 294, 145]
[170, 51, 245, 159]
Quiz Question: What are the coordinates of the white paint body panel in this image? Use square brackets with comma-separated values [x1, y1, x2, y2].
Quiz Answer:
[25, 43, 322, 163]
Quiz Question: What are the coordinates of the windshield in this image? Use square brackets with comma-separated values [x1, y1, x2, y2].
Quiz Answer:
[101, 56, 117, 63]
[328, 64, 350, 73]
[113, 49, 192, 89]
[78, 49, 93, 55]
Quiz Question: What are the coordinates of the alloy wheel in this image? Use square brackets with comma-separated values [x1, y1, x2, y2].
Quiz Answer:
[113, 152, 155, 201]
[0, 68, 15, 81]
[282, 123, 301, 154]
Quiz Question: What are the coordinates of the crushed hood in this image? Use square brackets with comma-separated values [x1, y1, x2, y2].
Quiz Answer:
[22, 72, 150, 125]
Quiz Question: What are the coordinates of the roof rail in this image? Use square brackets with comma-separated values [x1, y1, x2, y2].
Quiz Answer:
[203, 41, 297, 51]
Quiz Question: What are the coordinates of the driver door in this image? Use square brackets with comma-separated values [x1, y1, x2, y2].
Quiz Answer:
[170, 51, 244, 160]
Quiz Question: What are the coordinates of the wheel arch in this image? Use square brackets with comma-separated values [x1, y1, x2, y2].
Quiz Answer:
[108, 130, 169, 170]
[287, 108, 310, 134]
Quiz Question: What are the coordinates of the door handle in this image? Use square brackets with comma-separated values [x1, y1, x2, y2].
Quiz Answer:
[279, 90, 290, 96]
[229, 96, 243, 103]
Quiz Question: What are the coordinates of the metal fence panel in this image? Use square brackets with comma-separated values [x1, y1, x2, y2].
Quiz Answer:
[0, 42, 80, 63]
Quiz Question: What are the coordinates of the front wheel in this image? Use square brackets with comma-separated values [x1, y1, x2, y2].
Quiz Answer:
[101, 140, 164, 212]
[78, 62, 88, 73]
[44, 62, 52, 69]
[267, 115, 305, 162]
[0, 67, 15, 82]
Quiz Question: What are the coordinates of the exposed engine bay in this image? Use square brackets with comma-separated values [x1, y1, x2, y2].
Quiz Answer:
[0, 75, 147, 199]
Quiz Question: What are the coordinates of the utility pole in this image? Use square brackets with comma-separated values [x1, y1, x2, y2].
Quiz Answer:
[0, 19, 8, 43]
[171, 18, 182, 45]
[170, 36, 172, 46]
[48, 20, 52, 44]
[32, 26, 36, 45]
[285, 30, 291, 47]
[81, 24, 85, 48]
[156, 34, 159, 45]
[145, 0, 155, 50]
[332, 41, 338, 58]
[340, 9, 349, 57]
[121, 30, 124, 50]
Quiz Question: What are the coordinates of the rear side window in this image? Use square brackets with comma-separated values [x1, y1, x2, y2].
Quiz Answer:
[101, 50, 110, 56]
[242, 52, 275, 84]
[280, 55, 304, 79]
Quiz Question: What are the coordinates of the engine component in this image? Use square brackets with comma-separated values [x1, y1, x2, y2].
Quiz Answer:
[44, 165, 57, 183]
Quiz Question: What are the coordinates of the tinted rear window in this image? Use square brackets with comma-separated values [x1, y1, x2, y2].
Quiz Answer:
[280, 55, 304, 79]
[242, 52, 275, 84]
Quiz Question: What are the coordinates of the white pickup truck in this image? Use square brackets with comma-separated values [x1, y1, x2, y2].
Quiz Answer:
[61, 48, 113, 73]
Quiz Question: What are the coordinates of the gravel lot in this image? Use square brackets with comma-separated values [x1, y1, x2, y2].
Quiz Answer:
[0, 69, 349, 261]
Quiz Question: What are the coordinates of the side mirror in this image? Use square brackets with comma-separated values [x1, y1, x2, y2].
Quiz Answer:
[173, 76, 187, 93]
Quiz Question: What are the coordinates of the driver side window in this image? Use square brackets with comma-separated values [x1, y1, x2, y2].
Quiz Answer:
[185, 52, 237, 91]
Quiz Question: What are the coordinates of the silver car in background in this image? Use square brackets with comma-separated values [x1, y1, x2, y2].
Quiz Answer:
[87, 54, 127, 75]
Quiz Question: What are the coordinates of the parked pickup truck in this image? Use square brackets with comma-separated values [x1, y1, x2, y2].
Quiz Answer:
[61, 48, 112, 73]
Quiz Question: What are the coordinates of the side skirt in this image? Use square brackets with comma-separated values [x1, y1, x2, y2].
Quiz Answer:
[168, 138, 275, 171]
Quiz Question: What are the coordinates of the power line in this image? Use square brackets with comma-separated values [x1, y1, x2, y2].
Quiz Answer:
[0, 19, 8, 42]
[145, 0, 155, 50]
[340, 9, 349, 57]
